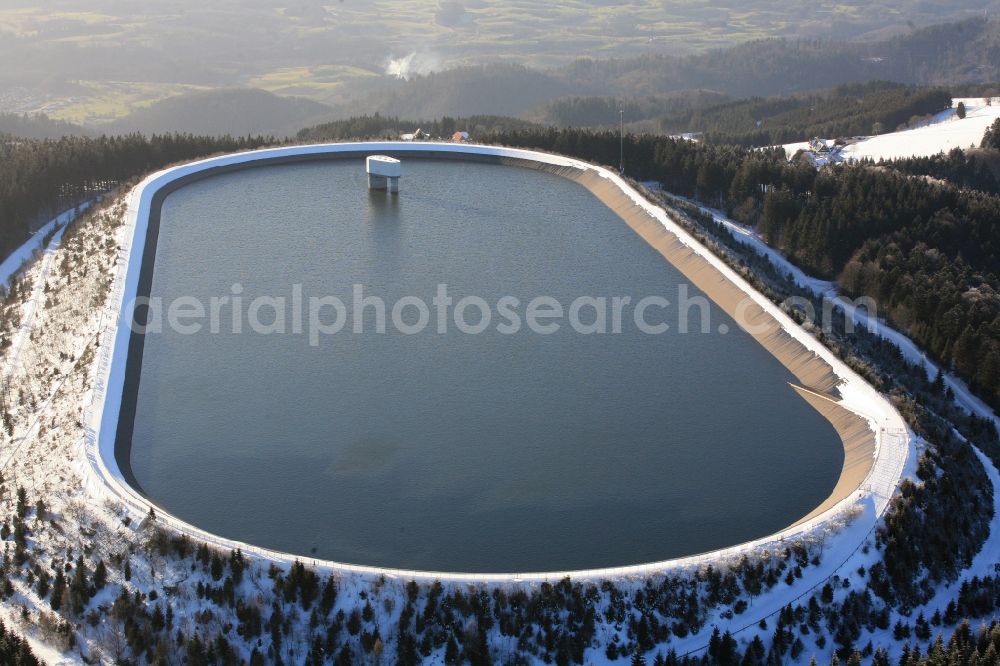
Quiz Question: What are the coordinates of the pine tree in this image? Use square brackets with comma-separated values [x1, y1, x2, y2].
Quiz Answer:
[708, 627, 723, 661]
[50, 570, 66, 612]
[931, 369, 946, 395]
[396, 630, 419, 666]
[445, 635, 460, 665]
[15, 487, 27, 520]
[983, 118, 1000, 149]
[210, 553, 224, 581]
[35, 570, 50, 599]
[93, 560, 107, 591]
[320, 576, 337, 616]
[952, 325, 979, 378]
[229, 549, 246, 585]
[347, 609, 361, 635]
[152, 604, 166, 632]
[69, 555, 88, 614]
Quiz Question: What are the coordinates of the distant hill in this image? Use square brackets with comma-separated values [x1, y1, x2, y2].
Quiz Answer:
[0, 113, 88, 139]
[25, 18, 1000, 139]
[340, 19, 1000, 120]
[525, 91, 732, 129]
[565, 18, 1000, 98]
[109, 89, 333, 137]
[2, 0, 998, 100]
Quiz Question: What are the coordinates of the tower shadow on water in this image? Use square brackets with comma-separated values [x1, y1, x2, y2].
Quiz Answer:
[365, 186, 405, 273]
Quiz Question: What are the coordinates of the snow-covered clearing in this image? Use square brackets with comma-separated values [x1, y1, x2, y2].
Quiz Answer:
[783, 97, 1000, 163]
[0, 199, 142, 661]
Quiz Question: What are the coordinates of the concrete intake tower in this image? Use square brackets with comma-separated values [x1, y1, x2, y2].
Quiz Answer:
[366, 155, 401, 193]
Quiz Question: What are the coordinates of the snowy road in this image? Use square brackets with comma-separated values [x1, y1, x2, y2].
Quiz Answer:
[1, 205, 91, 389]
[0, 220, 66, 386]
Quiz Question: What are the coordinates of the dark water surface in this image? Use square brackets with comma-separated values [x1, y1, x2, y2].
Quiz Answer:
[128, 159, 842, 572]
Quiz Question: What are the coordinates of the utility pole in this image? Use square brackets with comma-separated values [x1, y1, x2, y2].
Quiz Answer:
[619, 107, 625, 174]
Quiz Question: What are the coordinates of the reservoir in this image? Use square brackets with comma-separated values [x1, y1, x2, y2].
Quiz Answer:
[126, 158, 843, 573]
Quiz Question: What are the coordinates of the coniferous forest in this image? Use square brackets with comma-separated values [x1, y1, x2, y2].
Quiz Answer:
[983, 120, 1000, 152]
[0, 134, 272, 263]
[0, 617, 41, 665]
[295, 115, 541, 143]
[886, 148, 1000, 196]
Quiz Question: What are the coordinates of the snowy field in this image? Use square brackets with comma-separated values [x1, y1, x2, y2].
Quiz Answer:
[783, 97, 1000, 163]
